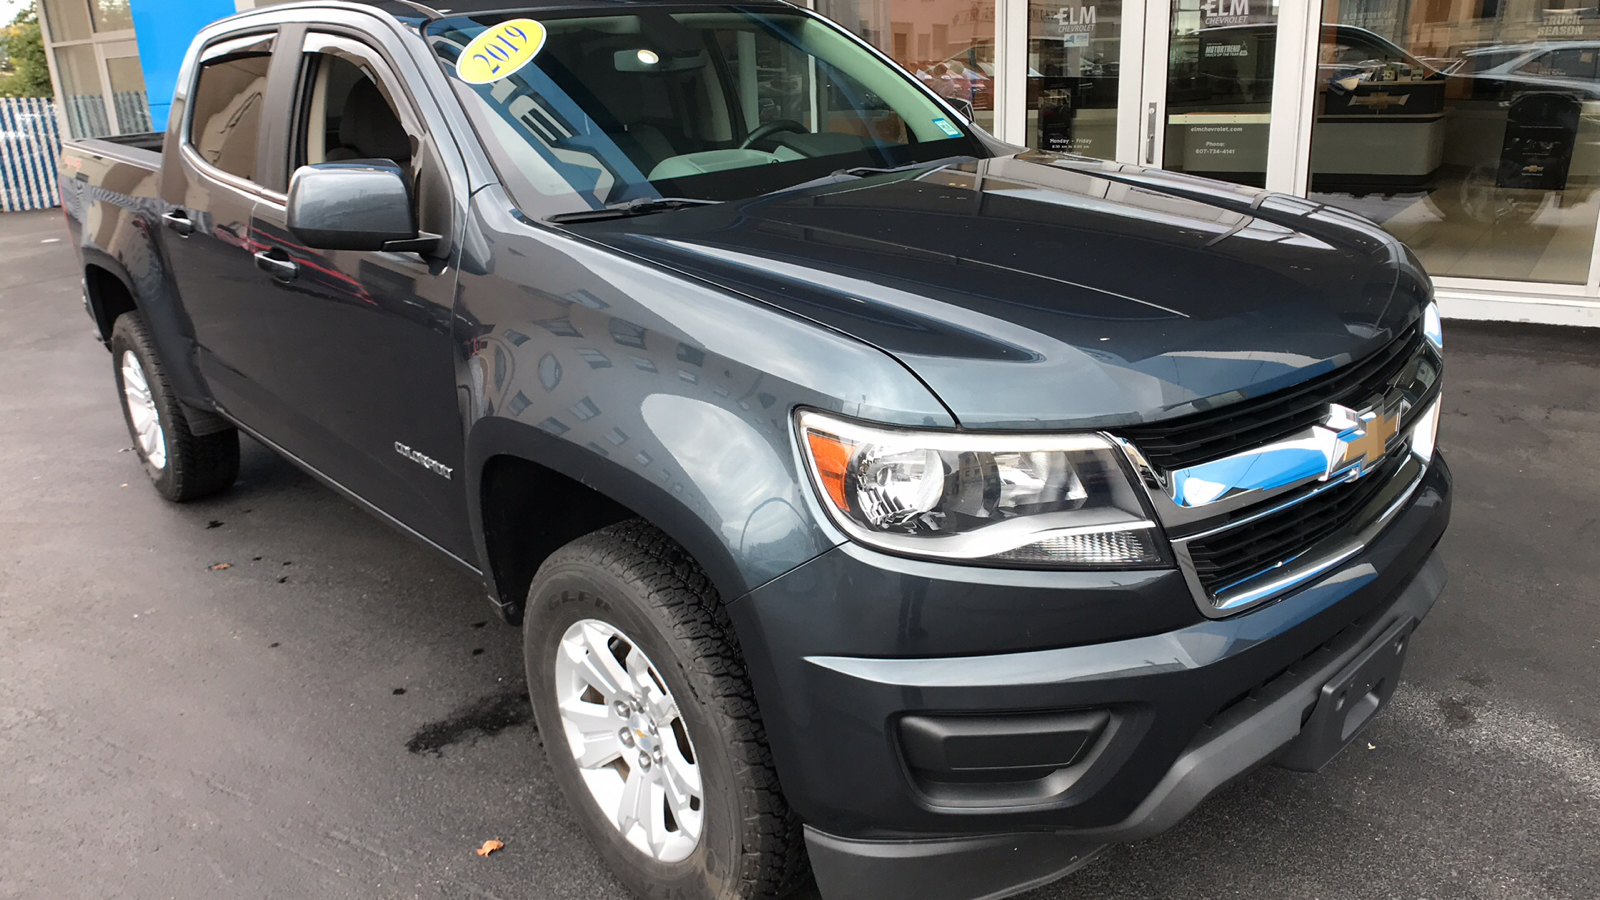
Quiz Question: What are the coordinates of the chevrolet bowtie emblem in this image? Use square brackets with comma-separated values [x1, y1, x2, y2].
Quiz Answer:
[1326, 403, 1400, 479]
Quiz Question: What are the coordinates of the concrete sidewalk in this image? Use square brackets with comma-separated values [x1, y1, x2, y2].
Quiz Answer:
[2, 207, 1597, 899]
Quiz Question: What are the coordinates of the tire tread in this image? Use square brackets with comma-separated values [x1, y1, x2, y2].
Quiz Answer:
[110, 312, 239, 502]
[543, 520, 808, 899]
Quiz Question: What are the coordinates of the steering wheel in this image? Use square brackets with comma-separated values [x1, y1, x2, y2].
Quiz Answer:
[740, 119, 808, 149]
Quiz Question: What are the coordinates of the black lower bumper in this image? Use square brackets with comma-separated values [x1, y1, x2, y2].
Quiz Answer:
[729, 457, 1451, 900]
[802, 550, 1447, 900]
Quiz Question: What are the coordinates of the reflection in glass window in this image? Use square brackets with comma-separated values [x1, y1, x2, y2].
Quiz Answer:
[1307, 0, 1600, 284]
[1027, 1, 1123, 159]
[52, 44, 110, 139]
[92, 0, 133, 33]
[188, 53, 271, 181]
[813, 0, 997, 133]
[105, 57, 153, 133]
[41, 0, 93, 42]
[1161, 0, 1279, 187]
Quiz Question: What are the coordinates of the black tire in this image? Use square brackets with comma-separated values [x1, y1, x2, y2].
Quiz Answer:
[109, 311, 239, 502]
[523, 520, 806, 900]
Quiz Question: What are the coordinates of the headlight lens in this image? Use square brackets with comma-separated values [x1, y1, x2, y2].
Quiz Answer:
[1423, 301, 1443, 350]
[797, 410, 1165, 567]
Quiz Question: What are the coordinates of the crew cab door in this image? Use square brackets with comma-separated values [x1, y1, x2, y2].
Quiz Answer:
[159, 32, 294, 436]
[247, 30, 473, 560]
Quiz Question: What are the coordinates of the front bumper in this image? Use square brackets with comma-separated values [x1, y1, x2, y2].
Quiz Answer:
[727, 458, 1451, 900]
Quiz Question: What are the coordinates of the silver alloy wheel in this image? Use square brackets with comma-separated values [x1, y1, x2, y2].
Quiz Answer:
[554, 618, 704, 862]
[120, 350, 166, 470]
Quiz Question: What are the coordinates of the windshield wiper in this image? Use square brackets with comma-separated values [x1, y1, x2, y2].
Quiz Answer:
[833, 155, 978, 178]
[546, 197, 721, 224]
[751, 155, 981, 203]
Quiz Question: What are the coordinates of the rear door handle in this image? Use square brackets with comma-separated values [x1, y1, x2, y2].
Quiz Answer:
[253, 249, 299, 282]
[160, 209, 193, 236]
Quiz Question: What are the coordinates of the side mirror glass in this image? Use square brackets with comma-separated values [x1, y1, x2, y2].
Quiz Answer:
[287, 161, 438, 253]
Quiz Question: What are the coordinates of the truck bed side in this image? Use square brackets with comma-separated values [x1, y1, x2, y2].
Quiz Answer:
[61, 137, 219, 421]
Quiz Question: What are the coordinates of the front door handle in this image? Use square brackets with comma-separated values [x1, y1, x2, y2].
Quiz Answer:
[160, 209, 193, 236]
[253, 249, 299, 282]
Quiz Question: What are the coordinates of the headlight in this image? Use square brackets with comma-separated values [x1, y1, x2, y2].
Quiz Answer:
[1423, 301, 1443, 350]
[796, 410, 1165, 567]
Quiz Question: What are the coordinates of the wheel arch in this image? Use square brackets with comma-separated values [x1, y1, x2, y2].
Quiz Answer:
[83, 253, 140, 342]
[467, 416, 764, 626]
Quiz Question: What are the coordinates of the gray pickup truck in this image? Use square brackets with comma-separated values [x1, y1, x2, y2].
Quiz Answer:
[61, 1, 1451, 898]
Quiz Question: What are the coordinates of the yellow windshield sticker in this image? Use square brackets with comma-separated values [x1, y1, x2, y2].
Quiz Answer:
[457, 19, 547, 84]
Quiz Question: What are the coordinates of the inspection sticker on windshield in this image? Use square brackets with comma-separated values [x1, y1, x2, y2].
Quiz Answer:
[932, 117, 963, 137]
[457, 19, 547, 84]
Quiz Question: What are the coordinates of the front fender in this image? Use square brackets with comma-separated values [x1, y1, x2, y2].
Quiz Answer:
[456, 187, 956, 605]
[464, 413, 802, 610]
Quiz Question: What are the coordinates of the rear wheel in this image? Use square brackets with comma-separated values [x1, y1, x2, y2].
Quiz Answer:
[110, 312, 239, 502]
[523, 520, 806, 900]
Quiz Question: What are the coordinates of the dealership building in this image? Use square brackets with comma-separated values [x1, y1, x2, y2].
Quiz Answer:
[34, 0, 1600, 326]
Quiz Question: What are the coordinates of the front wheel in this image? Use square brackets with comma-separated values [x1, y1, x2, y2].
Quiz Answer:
[523, 521, 806, 900]
[109, 312, 239, 501]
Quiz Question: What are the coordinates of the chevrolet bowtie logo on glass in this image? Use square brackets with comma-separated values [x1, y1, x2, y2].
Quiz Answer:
[1167, 400, 1411, 509]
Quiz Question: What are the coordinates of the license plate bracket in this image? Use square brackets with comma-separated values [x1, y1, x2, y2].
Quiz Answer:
[1276, 617, 1416, 773]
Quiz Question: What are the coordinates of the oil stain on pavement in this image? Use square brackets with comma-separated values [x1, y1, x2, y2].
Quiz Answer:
[406, 690, 535, 756]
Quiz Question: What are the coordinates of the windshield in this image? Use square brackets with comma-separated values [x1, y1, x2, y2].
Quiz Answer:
[425, 7, 989, 213]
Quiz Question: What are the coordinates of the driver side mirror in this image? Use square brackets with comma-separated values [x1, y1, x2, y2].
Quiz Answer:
[287, 162, 440, 253]
[947, 97, 976, 122]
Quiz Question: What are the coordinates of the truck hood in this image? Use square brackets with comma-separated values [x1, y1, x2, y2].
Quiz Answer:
[573, 152, 1429, 429]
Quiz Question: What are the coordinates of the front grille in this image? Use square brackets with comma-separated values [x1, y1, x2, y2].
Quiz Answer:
[1121, 321, 1424, 472]
[1183, 450, 1409, 598]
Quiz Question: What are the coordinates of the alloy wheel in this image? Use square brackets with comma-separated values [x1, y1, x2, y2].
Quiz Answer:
[121, 350, 166, 470]
[553, 618, 704, 862]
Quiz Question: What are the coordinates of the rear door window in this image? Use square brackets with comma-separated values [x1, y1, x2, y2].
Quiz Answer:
[188, 52, 273, 181]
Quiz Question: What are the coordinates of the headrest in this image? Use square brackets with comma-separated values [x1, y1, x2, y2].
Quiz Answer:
[339, 78, 412, 163]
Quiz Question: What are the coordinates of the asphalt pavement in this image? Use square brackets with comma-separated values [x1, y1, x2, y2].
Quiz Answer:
[2, 207, 1598, 900]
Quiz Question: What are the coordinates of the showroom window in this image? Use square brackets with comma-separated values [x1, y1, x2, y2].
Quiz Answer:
[38, 0, 153, 139]
[1306, 0, 1600, 285]
[813, 0, 998, 132]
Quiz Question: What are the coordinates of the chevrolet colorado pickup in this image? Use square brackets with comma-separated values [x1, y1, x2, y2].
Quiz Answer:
[60, 2, 1451, 898]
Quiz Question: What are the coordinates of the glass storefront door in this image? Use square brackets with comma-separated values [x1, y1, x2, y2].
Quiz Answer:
[1027, 1, 1128, 160]
[1158, 0, 1280, 186]
[1304, 0, 1600, 286]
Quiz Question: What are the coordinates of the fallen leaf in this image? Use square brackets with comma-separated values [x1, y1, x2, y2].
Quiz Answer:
[209, 563, 231, 571]
[476, 839, 504, 857]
